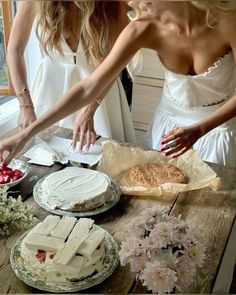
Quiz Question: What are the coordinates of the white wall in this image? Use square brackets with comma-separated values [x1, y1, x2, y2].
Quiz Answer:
[0, 22, 42, 137]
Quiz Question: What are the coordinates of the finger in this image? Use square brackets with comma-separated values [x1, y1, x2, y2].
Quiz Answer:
[86, 131, 91, 151]
[72, 128, 80, 150]
[160, 137, 181, 151]
[79, 132, 86, 152]
[3, 150, 16, 166]
[164, 144, 184, 156]
[90, 131, 97, 145]
[0, 151, 3, 163]
[171, 146, 188, 158]
[161, 128, 183, 144]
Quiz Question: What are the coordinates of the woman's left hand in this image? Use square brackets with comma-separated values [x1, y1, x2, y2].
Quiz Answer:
[160, 125, 202, 158]
[72, 104, 97, 152]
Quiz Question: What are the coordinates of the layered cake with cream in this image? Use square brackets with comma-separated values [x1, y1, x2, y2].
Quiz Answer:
[41, 167, 112, 211]
[20, 215, 106, 283]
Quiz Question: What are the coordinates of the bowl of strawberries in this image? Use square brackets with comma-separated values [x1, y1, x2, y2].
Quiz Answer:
[0, 159, 29, 188]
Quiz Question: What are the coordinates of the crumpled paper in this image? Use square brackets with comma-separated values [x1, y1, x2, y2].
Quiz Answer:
[24, 136, 102, 167]
[97, 140, 220, 196]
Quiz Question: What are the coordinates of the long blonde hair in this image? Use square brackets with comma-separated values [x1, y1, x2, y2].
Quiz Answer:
[35, 1, 124, 65]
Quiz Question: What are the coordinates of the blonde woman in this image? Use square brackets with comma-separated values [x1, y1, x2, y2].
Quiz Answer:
[7, 1, 136, 150]
[2, 0, 236, 168]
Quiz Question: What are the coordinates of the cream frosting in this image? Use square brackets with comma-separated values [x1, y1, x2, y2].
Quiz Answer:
[41, 167, 112, 211]
[20, 216, 106, 283]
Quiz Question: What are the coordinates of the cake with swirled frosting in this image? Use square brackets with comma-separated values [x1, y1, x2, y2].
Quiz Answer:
[41, 167, 112, 211]
[20, 215, 106, 283]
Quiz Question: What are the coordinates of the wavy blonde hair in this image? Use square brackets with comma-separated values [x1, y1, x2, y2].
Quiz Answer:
[35, 1, 123, 65]
[127, 0, 236, 76]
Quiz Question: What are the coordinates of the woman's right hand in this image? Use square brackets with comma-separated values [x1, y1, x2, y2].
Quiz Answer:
[0, 131, 28, 165]
[18, 107, 37, 129]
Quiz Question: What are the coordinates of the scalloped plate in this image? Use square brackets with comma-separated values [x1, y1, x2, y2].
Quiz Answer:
[33, 172, 121, 217]
[10, 225, 119, 293]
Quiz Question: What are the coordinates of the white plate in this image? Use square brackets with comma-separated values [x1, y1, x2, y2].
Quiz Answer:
[33, 172, 121, 217]
[0, 159, 29, 188]
[10, 225, 119, 293]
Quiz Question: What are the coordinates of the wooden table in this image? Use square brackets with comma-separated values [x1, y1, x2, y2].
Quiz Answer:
[0, 126, 235, 294]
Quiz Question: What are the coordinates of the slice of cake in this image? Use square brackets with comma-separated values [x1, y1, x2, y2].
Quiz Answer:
[41, 167, 112, 211]
[20, 216, 106, 283]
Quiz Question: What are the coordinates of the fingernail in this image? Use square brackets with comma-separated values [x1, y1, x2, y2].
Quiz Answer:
[165, 152, 169, 156]
[86, 147, 89, 151]
[160, 140, 166, 145]
[160, 147, 165, 152]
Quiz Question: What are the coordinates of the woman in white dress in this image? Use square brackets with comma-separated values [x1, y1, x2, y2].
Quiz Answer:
[1, 0, 236, 169]
[7, 1, 136, 150]
[146, 50, 236, 166]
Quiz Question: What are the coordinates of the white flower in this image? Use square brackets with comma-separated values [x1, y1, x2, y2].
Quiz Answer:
[141, 261, 177, 294]
[119, 206, 206, 294]
[175, 255, 196, 291]
[149, 222, 174, 248]
[129, 255, 147, 273]
[119, 237, 143, 266]
[0, 185, 38, 237]
[182, 242, 206, 267]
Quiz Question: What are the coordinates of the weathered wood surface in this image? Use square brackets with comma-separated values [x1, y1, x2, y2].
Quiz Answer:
[131, 163, 236, 294]
[0, 128, 235, 293]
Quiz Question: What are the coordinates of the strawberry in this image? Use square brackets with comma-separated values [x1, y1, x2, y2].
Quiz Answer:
[2, 166, 12, 172]
[11, 175, 19, 182]
[13, 169, 23, 178]
[3, 175, 10, 183]
[3, 171, 14, 178]
[0, 175, 5, 184]
[35, 250, 46, 263]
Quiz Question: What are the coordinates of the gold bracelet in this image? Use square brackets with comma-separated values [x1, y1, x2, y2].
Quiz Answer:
[19, 103, 34, 108]
[95, 98, 102, 105]
[16, 87, 29, 98]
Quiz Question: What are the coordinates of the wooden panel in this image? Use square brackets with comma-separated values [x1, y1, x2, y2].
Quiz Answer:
[134, 129, 146, 147]
[131, 83, 162, 130]
[133, 49, 165, 80]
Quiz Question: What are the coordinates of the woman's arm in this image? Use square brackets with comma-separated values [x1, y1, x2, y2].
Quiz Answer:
[161, 95, 236, 157]
[7, 1, 37, 128]
[0, 21, 148, 163]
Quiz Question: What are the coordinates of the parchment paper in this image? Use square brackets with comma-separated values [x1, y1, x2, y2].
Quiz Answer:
[97, 140, 220, 196]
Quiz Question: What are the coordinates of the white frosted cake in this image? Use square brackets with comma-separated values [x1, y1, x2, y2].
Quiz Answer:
[41, 167, 112, 211]
[20, 215, 106, 283]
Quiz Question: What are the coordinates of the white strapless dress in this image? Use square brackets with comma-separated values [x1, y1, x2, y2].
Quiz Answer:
[146, 52, 236, 167]
[30, 40, 136, 144]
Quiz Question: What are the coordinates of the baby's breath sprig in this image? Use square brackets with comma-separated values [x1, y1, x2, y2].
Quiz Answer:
[0, 186, 38, 237]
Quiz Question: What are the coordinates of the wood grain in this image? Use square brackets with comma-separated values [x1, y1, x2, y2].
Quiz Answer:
[131, 163, 236, 294]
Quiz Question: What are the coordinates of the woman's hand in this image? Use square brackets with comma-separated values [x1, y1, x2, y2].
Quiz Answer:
[0, 131, 28, 165]
[72, 103, 97, 152]
[160, 125, 203, 158]
[18, 107, 37, 129]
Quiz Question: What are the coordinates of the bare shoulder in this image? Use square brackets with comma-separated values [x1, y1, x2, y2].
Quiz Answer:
[122, 18, 157, 48]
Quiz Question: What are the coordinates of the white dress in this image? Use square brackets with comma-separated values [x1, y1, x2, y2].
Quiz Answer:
[146, 52, 236, 167]
[30, 40, 136, 144]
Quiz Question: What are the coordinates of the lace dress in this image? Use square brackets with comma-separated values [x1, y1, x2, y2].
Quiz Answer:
[30, 40, 136, 144]
[146, 52, 236, 167]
